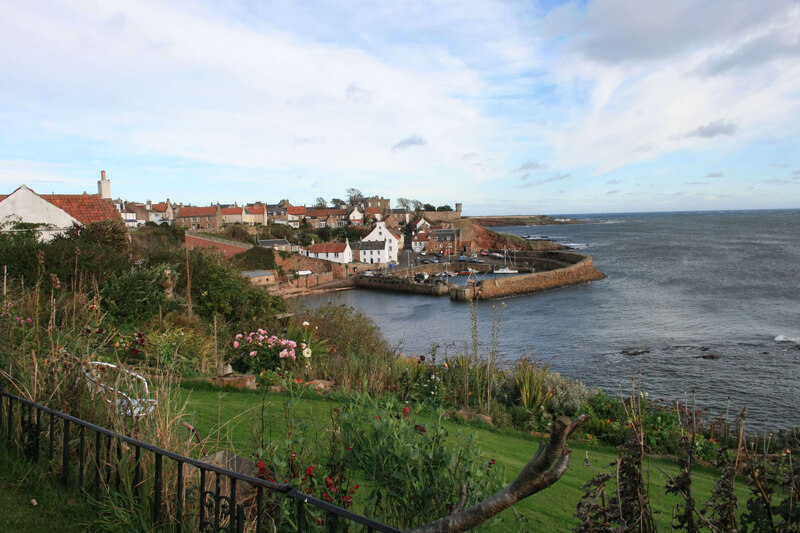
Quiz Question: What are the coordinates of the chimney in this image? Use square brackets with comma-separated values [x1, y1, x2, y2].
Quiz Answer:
[97, 170, 111, 199]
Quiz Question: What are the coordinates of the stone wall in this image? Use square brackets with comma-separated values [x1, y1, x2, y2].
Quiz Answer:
[184, 234, 252, 258]
[475, 253, 605, 300]
[354, 276, 451, 296]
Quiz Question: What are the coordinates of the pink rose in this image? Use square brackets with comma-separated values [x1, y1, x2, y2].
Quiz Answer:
[233, 341, 240, 349]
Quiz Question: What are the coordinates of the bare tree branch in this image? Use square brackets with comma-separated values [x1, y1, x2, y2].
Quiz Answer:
[409, 414, 589, 533]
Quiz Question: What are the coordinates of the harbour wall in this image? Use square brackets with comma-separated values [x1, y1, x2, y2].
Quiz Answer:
[472, 252, 605, 300]
[353, 276, 451, 296]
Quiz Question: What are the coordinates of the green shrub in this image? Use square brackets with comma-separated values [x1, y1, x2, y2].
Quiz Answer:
[515, 358, 552, 412]
[100, 267, 171, 323]
[143, 324, 215, 376]
[339, 397, 502, 528]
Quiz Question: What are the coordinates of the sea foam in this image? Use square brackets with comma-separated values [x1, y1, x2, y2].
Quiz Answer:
[774, 335, 800, 343]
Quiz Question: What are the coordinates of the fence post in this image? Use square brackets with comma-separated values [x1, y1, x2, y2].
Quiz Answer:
[297, 498, 305, 532]
[61, 419, 70, 487]
[176, 459, 184, 532]
[153, 452, 163, 526]
[78, 426, 85, 488]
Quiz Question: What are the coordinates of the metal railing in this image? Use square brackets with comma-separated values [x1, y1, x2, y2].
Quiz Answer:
[0, 388, 400, 532]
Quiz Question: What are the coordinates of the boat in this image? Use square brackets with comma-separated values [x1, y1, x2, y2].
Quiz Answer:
[493, 249, 518, 274]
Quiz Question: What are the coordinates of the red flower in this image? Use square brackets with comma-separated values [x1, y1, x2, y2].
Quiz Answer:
[306, 465, 315, 475]
[402, 406, 410, 419]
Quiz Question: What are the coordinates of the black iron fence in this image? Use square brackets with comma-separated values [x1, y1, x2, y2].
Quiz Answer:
[0, 388, 400, 532]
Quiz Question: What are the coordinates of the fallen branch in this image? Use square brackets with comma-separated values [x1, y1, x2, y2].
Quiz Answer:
[408, 414, 589, 533]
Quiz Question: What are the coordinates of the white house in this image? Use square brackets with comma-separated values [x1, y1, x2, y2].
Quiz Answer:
[0, 178, 121, 241]
[348, 206, 364, 226]
[413, 217, 431, 232]
[411, 231, 428, 253]
[306, 239, 353, 264]
[361, 221, 400, 264]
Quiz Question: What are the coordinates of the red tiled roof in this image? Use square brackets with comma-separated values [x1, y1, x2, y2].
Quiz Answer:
[177, 206, 218, 217]
[41, 194, 120, 225]
[1, 189, 120, 225]
[306, 209, 328, 218]
[221, 207, 244, 215]
[151, 202, 170, 212]
[413, 233, 429, 242]
[308, 242, 347, 253]
[246, 205, 265, 214]
[364, 207, 380, 215]
[328, 209, 347, 216]
[287, 206, 306, 215]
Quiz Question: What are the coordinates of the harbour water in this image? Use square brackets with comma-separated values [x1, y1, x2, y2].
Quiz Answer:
[303, 210, 800, 427]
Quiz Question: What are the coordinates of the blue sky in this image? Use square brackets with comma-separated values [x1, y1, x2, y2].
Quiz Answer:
[1, 0, 799, 215]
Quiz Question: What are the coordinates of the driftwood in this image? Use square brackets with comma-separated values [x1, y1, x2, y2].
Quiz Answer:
[409, 414, 589, 533]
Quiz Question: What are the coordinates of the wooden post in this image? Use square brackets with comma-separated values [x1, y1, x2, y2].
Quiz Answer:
[213, 315, 220, 377]
[185, 246, 192, 316]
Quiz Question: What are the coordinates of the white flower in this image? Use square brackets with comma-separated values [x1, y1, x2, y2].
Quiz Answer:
[302, 321, 310, 326]
[303, 348, 312, 358]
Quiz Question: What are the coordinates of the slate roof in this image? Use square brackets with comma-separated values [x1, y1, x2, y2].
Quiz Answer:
[359, 240, 386, 250]
[258, 239, 291, 247]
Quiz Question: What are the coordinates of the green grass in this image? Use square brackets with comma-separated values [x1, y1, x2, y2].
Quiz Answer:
[0, 382, 750, 531]
[178, 383, 751, 531]
[0, 446, 94, 532]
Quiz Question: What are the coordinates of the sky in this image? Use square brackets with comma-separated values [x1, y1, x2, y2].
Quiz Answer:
[1, 0, 799, 215]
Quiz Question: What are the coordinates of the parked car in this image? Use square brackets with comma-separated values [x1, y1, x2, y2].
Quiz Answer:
[458, 255, 467, 261]
[421, 259, 430, 264]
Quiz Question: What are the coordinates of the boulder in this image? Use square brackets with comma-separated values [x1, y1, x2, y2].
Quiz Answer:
[206, 375, 257, 390]
[306, 379, 333, 391]
[454, 408, 474, 421]
[184, 451, 262, 519]
[475, 414, 493, 425]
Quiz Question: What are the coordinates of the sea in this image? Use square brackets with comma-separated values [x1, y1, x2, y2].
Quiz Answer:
[303, 210, 800, 428]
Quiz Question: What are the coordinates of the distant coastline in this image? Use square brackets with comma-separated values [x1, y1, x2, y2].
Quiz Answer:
[466, 215, 582, 227]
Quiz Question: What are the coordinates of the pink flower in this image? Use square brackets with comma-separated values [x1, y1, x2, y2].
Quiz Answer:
[235, 334, 243, 339]
[233, 341, 240, 349]
[301, 343, 307, 350]
[249, 350, 257, 357]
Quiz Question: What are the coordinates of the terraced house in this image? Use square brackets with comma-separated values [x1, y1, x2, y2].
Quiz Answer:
[174, 205, 223, 230]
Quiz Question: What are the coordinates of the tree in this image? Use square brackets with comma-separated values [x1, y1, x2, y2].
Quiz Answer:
[422, 203, 436, 212]
[347, 188, 364, 206]
[314, 197, 327, 208]
[330, 197, 346, 207]
[396, 197, 412, 210]
[436, 205, 453, 212]
[411, 200, 424, 211]
[410, 415, 588, 533]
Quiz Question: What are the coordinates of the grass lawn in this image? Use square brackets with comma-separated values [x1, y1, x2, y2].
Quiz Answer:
[0, 446, 94, 532]
[178, 383, 751, 531]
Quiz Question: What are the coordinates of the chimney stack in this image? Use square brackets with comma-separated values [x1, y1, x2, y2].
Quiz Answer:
[97, 170, 111, 199]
